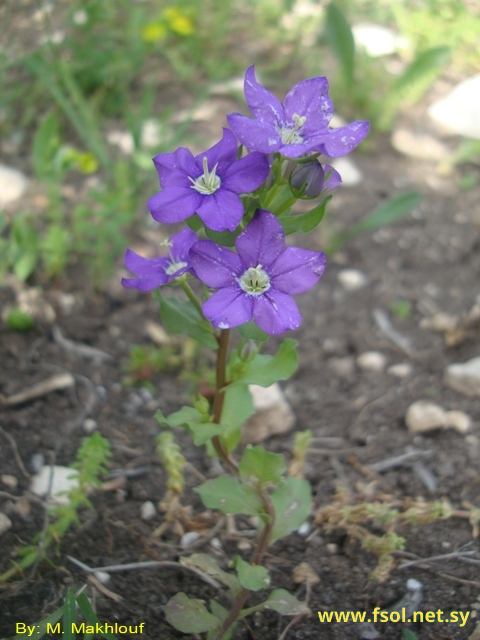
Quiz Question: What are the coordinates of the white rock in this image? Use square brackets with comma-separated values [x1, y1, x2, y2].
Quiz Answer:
[1, 474, 18, 490]
[242, 383, 295, 444]
[428, 75, 480, 139]
[83, 418, 97, 434]
[107, 130, 134, 155]
[388, 362, 413, 378]
[30, 465, 79, 505]
[405, 401, 447, 433]
[331, 157, 363, 185]
[328, 356, 355, 379]
[353, 23, 408, 57]
[391, 128, 449, 161]
[180, 531, 200, 548]
[357, 351, 387, 372]
[337, 269, 369, 291]
[445, 410, 471, 434]
[444, 357, 480, 397]
[0, 512, 12, 535]
[0, 164, 28, 206]
[93, 571, 111, 584]
[140, 500, 156, 521]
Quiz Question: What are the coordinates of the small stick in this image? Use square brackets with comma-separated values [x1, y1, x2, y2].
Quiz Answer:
[368, 449, 432, 473]
[0, 373, 74, 407]
[0, 426, 30, 478]
[52, 326, 112, 361]
[67, 556, 221, 589]
[373, 307, 414, 353]
[86, 574, 123, 602]
[399, 549, 476, 569]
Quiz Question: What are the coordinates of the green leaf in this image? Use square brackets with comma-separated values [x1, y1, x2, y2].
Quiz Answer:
[6, 309, 35, 332]
[75, 592, 118, 640]
[165, 593, 219, 634]
[32, 112, 61, 181]
[155, 407, 225, 446]
[264, 589, 310, 615]
[205, 226, 241, 247]
[221, 384, 255, 430]
[195, 476, 263, 516]
[269, 477, 311, 541]
[279, 196, 330, 234]
[237, 320, 269, 342]
[324, 4, 355, 84]
[393, 46, 450, 96]
[181, 553, 240, 595]
[228, 339, 298, 388]
[234, 556, 270, 591]
[239, 446, 286, 486]
[63, 590, 76, 640]
[157, 292, 218, 349]
[329, 192, 421, 254]
[207, 601, 234, 640]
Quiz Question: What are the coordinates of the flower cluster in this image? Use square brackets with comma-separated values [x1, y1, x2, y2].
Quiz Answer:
[123, 67, 369, 335]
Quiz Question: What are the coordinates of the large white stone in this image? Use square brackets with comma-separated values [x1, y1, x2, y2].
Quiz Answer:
[353, 23, 408, 57]
[242, 383, 295, 444]
[30, 465, 79, 505]
[405, 400, 447, 433]
[0, 164, 28, 206]
[337, 269, 369, 291]
[330, 157, 363, 185]
[428, 75, 480, 139]
[444, 356, 480, 397]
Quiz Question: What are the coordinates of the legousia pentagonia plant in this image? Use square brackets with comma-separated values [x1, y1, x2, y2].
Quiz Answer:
[122, 65, 369, 639]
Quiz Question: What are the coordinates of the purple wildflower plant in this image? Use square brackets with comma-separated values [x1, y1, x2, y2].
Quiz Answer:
[148, 128, 269, 233]
[227, 66, 370, 159]
[189, 209, 326, 335]
[122, 227, 197, 292]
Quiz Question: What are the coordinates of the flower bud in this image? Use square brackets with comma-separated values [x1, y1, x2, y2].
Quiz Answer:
[290, 161, 325, 198]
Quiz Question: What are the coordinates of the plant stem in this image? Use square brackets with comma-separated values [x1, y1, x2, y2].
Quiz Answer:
[213, 490, 275, 640]
[211, 329, 238, 475]
[180, 280, 204, 317]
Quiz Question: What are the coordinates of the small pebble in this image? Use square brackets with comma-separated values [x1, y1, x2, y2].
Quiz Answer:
[444, 357, 480, 397]
[326, 543, 338, 554]
[83, 419, 97, 434]
[337, 269, 369, 291]
[140, 500, 156, 521]
[180, 531, 200, 548]
[210, 537, 222, 550]
[237, 539, 252, 551]
[387, 362, 413, 378]
[405, 401, 447, 433]
[357, 351, 387, 372]
[93, 571, 111, 584]
[0, 512, 12, 535]
[297, 522, 312, 537]
[444, 410, 471, 434]
[1, 474, 18, 490]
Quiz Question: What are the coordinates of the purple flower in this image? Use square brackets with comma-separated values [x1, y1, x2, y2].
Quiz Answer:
[122, 227, 197, 291]
[290, 161, 342, 198]
[189, 209, 326, 335]
[148, 128, 269, 232]
[227, 66, 369, 159]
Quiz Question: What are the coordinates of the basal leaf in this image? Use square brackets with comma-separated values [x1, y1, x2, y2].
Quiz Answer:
[269, 477, 311, 541]
[181, 554, 240, 595]
[195, 477, 263, 516]
[165, 593, 219, 634]
[264, 589, 310, 615]
[239, 446, 286, 487]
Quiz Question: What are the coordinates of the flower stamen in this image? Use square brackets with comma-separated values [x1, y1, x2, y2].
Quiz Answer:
[190, 157, 221, 195]
[238, 264, 271, 296]
[278, 113, 307, 145]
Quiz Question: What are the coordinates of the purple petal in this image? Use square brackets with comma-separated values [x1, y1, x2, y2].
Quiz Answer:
[244, 66, 284, 125]
[203, 287, 253, 330]
[122, 250, 169, 291]
[313, 121, 370, 158]
[270, 247, 326, 294]
[252, 290, 301, 335]
[189, 240, 243, 288]
[196, 128, 238, 175]
[227, 113, 281, 153]
[235, 210, 284, 268]
[153, 147, 198, 187]
[196, 190, 244, 232]
[322, 164, 342, 193]
[277, 141, 319, 158]
[148, 187, 200, 223]
[222, 152, 269, 193]
[170, 227, 198, 260]
[283, 76, 333, 133]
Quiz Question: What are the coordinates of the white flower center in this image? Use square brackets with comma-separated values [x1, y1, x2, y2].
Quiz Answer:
[164, 260, 188, 276]
[238, 265, 271, 296]
[278, 113, 306, 145]
[190, 156, 221, 195]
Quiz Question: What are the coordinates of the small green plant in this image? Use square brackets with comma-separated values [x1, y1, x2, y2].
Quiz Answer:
[0, 432, 111, 584]
[390, 298, 413, 321]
